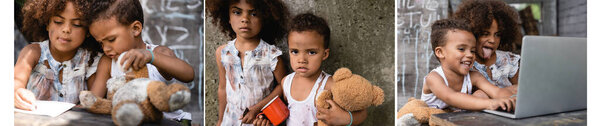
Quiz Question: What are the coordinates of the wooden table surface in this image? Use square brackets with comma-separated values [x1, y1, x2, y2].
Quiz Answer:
[431, 110, 586, 126]
[15, 107, 181, 126]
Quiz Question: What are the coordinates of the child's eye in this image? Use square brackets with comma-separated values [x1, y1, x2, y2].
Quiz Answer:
[458, 47, 465, 51]
[290, 50, 298, 54]
[53, 20, 63, 24]
[108, 38, 116, 42]
[251, 12, 257, 16]
[232, 10, 241, 15]
[73, 23, 83, 27]
[308, 51, 317, 55]
[495, 32, 501, 37]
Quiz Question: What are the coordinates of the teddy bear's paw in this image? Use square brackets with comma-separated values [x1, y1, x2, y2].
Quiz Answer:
[79, 91, 96, 109]
[397, 113, 421, 126]
[114, 103, 144, 126]
[168, 90, 191, 111]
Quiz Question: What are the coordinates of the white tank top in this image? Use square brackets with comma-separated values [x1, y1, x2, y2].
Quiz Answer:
[421, 66, 472, 110]
[283, 71, 329, 126]
[110, 43, 169, 82]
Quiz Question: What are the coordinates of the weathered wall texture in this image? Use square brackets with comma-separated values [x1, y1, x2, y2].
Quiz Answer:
[205, 0, 395, 125]
[140, 0, 204, 124]
[558, 0, 586, 37]
[396, 0, 448, 107]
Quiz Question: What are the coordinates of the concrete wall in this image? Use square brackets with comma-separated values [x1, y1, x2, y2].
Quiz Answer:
[205, 0, 395, 125]
[396, 0, 448, 108]
[558, 0, 587, 37]
[140, 0, 204, 124]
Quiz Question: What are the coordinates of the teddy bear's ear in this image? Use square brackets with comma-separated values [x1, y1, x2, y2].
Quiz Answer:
[372, 85, 385, 106]
[333, 67, 353, 82]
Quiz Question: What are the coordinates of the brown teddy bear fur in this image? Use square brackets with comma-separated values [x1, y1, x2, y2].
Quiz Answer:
[396, 97, 447, 125]
[79, 64, 190, 126]
[315, 68, 385, 126]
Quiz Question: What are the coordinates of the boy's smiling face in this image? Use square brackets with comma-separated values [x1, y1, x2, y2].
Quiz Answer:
[436, 29, 476, 76]
[229, 0, 261, 40]
[288, 30, 329, 78]
[89, 17, 142, 59]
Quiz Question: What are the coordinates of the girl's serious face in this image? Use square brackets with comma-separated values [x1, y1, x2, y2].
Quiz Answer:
[288, 31, 329, 78]
[439, 30, 476, 76]
[476, 19, 501, 60]
[229, 0, 262, 40]
[46, 2, 86, 53]
[89, 17, 140, 59]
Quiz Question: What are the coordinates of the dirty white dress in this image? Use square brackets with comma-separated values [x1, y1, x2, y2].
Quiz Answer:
[220, 39, 282, 126]
[421, 66, 472, 111]
[26, 40, 101, 104]
[283, 71, 329, 126]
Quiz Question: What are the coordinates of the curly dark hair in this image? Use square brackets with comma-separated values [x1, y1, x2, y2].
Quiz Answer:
[207, 0, 289, 44]
[453, 0, 521, 51]
[82, 0, 144, 27]
[289, 13, 331, 49]
[430, 18, 472, 56]
[21, 0, 102, 65]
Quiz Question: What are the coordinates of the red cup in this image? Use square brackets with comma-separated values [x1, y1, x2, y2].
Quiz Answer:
[258, 96, 289, 125]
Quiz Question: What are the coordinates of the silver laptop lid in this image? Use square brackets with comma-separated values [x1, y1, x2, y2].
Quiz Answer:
[514, 36, 586, 118]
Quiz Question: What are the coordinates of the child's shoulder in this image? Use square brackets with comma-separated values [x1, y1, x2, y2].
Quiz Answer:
[215, 44, 229, 56]
[323, 76, 335, 90]
[425, 71, 443, 83]
[20, 43, 42, 57]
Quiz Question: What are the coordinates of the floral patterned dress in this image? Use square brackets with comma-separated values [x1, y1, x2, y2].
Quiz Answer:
[220, 39, 282, 126]
[26, 40, 101, 104]
[473, 50, 520, 88]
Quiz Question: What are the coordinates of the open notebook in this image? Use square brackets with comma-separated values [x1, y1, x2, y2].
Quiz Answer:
[14, 101, 75, 117]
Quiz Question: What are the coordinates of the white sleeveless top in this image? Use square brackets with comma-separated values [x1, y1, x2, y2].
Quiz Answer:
[283, 71, 329, 126]
[110, 43, 190, 121]
[421, 66, 472, 110]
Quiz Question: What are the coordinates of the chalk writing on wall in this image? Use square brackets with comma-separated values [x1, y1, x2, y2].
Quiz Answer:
[397, 0, 448, 106]
[140, 0, 203, 124]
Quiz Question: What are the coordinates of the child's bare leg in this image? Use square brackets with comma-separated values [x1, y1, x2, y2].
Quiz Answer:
[79, 91, 112, 114]
[472, 89, 490, 99]
[146, 81, 191, 112]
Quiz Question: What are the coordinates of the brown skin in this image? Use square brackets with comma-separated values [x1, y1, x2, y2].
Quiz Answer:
[89, 16, 195, 87]
[472, 19, 519, 98]
[216, 0, 287, 125]
[422, 30, 516, 111]
[14, 2, 104, 110]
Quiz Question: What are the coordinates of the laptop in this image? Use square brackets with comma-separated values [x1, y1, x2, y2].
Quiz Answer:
[482, 36, 587, 119]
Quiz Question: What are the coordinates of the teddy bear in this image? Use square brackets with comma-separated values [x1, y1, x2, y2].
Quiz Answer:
[315, 68, 385, 126]
[396, 97, 446, 126]
[78, 52, 191, 126]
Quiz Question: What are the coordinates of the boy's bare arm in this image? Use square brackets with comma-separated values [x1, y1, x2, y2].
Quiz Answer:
[151, 46, 195, 82]
[426, 72, 492, 111]
[470, 71, 514, 98]
[88, 55, 112, 98]
[216, 45, 227, 125]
